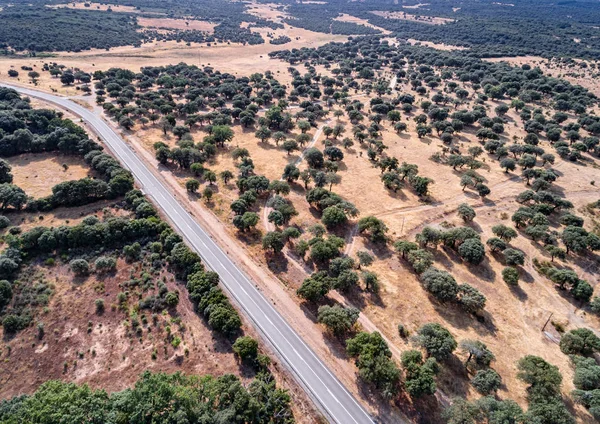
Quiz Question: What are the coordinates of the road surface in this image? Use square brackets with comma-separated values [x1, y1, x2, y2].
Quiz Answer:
[1, 83, 376, 424]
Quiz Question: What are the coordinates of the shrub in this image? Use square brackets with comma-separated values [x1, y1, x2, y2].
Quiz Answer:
[95, 298, 105, 314]
[502, 266, 520, 285]
[317, 305, 359, 337]
[232, 336, 259, 362]
[70, 259, 90, 276]
[559, 328, 600, 356]
[415, 323, 457, 361]
[472, 369, 502, 395]
[94, 256, 116, 273]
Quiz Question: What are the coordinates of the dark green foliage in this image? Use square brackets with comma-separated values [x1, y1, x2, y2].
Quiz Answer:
[421, 268, 459, 303]
[457, 284, 486, 314]
[0, 280, 12, 310]
[317, 305, 359, 337]
[346, 332, 401, 398]
[232, 336, 259, 363]
[262, 231, 285, 254]
[502, 266, 520, 285]
[442, 398, 480, 424]
[517, 355, 564, 401]
[297, 271, 332, 303]
[357, 216, 388, 243]
[401, 349, 439, 398]
[186, 269, 241, 337]
[415, 323, 457, 361]
[472, 369, 502, 395]
[457, 203, 476, 222]
[503, 248, 525, 266]
[559, 328, 600, 356]
[458, 239, 486, 264]
[476, 397, 524, 424]
[0, 371, 293, 423]
[571, 356, 600, 391]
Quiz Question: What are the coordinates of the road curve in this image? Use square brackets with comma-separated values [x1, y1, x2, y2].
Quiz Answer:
[1, 83, 376, 424]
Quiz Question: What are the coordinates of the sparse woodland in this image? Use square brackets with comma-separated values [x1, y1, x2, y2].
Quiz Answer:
[1, 0, 600, 423]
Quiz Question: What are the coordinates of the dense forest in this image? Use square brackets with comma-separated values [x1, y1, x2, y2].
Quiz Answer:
[269, 0, 600, 59]
[0, 0, 276, 52]
[2, 0, 600, 57]
[0, 371, 293, 423]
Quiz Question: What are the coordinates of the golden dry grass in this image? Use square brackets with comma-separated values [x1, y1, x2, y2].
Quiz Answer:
[137, 17, 216, 33]
[47, 2, 155, 14]
[0, 25, 346, 94]
[7, 152, 93, 197]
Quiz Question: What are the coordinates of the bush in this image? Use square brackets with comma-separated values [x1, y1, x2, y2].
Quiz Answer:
[70, 259, 90, 276]
[415, 323, 457, 361]
[503, 248, 525, 266]
[94, 256, 116, 273]
[401, 349, 439, 398]
[0, 215, 10, 229]
[472, 369, 502, 394]
[95, 298, 105, 314]
[559, 328, 600, 356]
[0, 279, 12, 309]
[457, 284, 486, 313]
[458, 239, 486, 264]
[232, 336, 259, 362]
[502, 266, 520, 285]
[317, 305, 359, 337]
[421, 268, 458, 303]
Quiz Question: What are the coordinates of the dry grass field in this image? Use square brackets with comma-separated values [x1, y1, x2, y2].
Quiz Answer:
[137, 17, 216, 33]
[7, 153, 94, 198]
[109, 62, 600, 421]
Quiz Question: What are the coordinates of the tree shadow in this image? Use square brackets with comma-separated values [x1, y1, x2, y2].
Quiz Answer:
[266, 253, 289, 275]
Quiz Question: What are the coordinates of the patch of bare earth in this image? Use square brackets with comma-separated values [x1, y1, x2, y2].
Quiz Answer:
[407, 38, 467, 51]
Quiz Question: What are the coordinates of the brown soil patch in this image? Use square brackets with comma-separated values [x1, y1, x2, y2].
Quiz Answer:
[8, 152, 94, 198]
[407, 38, 467, 51]
[138, 17, 216, 33]
[371, 10, 454, 25]
[0, 260, 240, 397]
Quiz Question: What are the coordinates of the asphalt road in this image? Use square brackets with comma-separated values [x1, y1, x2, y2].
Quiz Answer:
[1, 83, 377, 424]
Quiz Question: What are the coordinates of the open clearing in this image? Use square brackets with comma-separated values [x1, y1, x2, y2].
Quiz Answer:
[407, 38, 467, 51]
[47, 2, 159, 14]
[0, 27, 346, 94]
[7, 152, 93, 198]
[137, 17, 216, 33]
